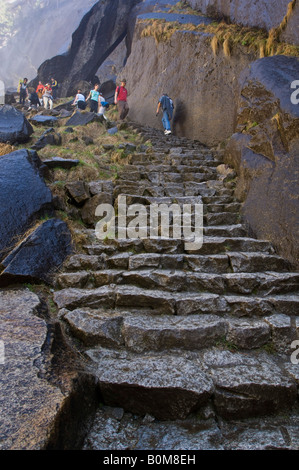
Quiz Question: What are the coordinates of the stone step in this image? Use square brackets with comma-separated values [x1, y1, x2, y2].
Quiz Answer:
[203, 225, 247, 237]
[87, 348, 215, 420]
[53, 285, 299, 317]
[117, 171, 219, 184]
[56, 269, 299, 297]
[83, 404, 299, 450]
[83, 347, 297, 420]
[63, 251, 291, 275]
[83, 237, 275, 256]
[61, 308, 277, 353]
[120, 163, 218, 175]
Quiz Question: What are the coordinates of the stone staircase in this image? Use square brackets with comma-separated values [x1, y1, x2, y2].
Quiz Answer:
[53, 124, 299, 444]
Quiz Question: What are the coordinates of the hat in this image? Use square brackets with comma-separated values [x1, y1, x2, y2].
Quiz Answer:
[121, 79, 126, 83]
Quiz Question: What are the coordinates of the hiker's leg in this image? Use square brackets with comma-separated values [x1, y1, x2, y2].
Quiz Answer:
[162, 110, 171, 131]
[122, 102, 129, 119]
[118, 101, 125, 120]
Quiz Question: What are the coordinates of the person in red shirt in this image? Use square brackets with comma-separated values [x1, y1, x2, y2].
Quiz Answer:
[114, 79, 129, 120]
[36, 81, 45, 105]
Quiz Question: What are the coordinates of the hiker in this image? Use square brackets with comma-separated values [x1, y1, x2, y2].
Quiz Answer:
[156, 93, 174, 135]
[19, 78, 29, 105]
[98, 92, 109, 120]
[114, 79, 129, 120]
[42, 83, 53, 110]
[28, 89, 41, 110]
[36, 81, 45, 105]
[50, 77, 58, 99]
[87, 84, 101, 113]
[72, 89, 86, 109]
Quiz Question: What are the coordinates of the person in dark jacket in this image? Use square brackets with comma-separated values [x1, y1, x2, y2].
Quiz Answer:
[19, 78, 29, 105]
[28, 89, 41, 110]
[50, 78, 58, 99]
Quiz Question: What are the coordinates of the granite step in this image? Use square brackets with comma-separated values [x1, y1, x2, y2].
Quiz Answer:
[82, 347, 297, 420]
[61, 308, 274, 352]
[56, 269, 299, 297]
[62, 251, 291, 275]
[54, 285, 299, 317]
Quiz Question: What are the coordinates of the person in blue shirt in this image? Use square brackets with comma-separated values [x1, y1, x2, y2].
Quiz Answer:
[156, 93, 174, 135]
[87, 84, 100, 113]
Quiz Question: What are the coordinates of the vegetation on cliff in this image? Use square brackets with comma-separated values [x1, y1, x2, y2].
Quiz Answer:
[140, 0, 299, 58]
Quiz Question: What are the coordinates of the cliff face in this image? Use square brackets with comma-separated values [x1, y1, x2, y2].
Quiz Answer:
[34, 0, 141, 97]
[224, 55, 299, 268]
[189, 0, 299, 45]
[121, 22, 256, 146]
[0, 0, 98, 88]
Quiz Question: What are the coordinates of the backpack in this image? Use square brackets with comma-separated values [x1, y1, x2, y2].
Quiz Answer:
[162, 95, 174, 119]
[101, 101, 110, 108]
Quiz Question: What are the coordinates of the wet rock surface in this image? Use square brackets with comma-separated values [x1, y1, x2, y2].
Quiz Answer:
[0, 105, 34, 144]
[0, 219, 73, 286]
[0, 149, 53, 259]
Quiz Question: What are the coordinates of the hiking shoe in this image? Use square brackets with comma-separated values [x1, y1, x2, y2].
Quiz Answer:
[165, 130, 172, 135]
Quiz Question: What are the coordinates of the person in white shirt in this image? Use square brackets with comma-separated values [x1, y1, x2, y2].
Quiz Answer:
[72, 89, 86, 109]
[43, 83, 53, 110]
[98, 93, 108, 120]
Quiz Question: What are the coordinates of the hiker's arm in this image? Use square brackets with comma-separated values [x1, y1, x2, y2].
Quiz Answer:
[156, 102, 161, 115]
[114, 90, 118, 105]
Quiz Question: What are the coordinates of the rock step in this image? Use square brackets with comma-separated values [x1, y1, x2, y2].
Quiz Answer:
[117, 171, 219, 184]
[53, 285, 299, 317]
[63, 251, 291, 274]
[114, 193, 242, 214]
[61, 307, 298, 355]
[120, 163, 219, 173]
[56, 269, 299, 296]
[83, 237, 275, 256]
[113, 182, 235, 198]
[82, 347, 297, 420]
[74, 223, 249, 247]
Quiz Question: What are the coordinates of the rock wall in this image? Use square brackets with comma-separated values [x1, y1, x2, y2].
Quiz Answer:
[282, 3, 299, 45]
[189, 0, 286, 29]
[121, 22, 256, 146]
[189, 0, 299, 46]
[224, 55, 299, 268]
[34, 0, 141, 97]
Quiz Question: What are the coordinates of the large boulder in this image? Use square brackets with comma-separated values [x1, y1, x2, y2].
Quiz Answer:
[0, 149, 53, 259]
[0, 105, 33, 144]
[65, 111, 104, 127]
[224, 55, 299, 268]
[33, 0, 142, 97]
[31, 128, 62, 150]
[0, 219, 73, 286]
